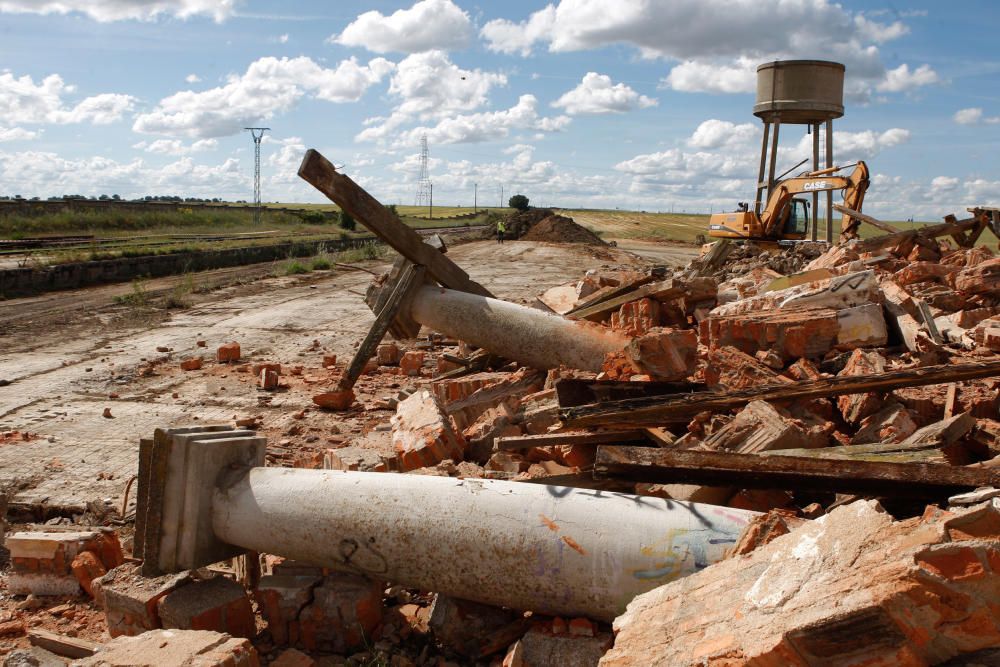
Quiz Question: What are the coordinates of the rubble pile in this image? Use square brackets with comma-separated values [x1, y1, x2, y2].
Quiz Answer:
[491, 208, 607, 245]
[5, 158, 1000, 666]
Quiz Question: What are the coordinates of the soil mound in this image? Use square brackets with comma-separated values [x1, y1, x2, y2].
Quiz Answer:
[520, 214, 607, 245]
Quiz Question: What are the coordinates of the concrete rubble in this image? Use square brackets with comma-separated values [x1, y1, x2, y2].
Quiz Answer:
[5, 194, 1000, 666]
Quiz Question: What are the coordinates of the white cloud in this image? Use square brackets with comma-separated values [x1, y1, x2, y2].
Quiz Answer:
[0, 127, 38, 142]
[185, 73, 201, 83]
[480, 5, 556, 57]
[482, 1, 929, 102]
[662, 58, 756, 94]
[133, 56, 394, 138]
[876, 63, 939, 93]
[954, 107, 1000, 125]
[0, 72, 134, 126]
[0, 0, 237, 22]
[278, 33, 289, 43]
[389, 51, 507, 117]
[382, 95, 571, 147]
[615, 149, 685, 176]
[133, 138, 218, 155]
[552, 72, 656, 115]
[931, 176, 959, 192]
[333, 0, 472, 54]
[688, 119, 757, 149]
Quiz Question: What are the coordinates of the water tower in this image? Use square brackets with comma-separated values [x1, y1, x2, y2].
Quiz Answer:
[753, 60, 844, 242]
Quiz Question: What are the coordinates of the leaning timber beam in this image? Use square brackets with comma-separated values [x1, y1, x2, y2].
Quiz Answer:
[594, 446, 1000, 498]
[298, 149, 493, 297]
[852, 211, 991, 253]
[560, 359, 1000, 429]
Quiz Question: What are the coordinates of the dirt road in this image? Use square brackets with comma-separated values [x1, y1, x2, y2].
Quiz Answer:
[0, 240, 648, 516]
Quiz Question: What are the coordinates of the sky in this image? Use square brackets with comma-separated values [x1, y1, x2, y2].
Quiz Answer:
[0, 0, 998, 219]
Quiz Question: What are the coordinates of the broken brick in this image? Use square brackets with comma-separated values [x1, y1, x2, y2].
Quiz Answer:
[703, 346, 791, 391]
[217, 342, 241, 363]
[399, 350, 425, 376]
[836, 349, 887, 425]
[312, 389, 355, 411]
[392, 389, 466, 471]
[157, 576, 255, 639]
[260, 368, 280, 390]
[376, 342, 401, 366]
[624, 327, 698, 381]
[76, 629, 258, 667]
[298, 573, 384, 654]
[254, 574, 322, 646]
[71, 550, 106, 598]
[181, 357, 203, 371]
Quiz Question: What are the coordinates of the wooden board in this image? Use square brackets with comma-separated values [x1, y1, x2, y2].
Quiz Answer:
[561, 359, 1000, 429]
[496, 430, 647, 451]
[594, 446, 1000, 497]
[298, 149, 492, 297]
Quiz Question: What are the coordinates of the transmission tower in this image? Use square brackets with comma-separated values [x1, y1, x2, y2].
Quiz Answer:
[414, 134, 432, 207]
[244, 127, 269, 224]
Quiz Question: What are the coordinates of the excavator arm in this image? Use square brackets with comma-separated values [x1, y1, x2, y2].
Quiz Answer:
[759, 161, 869, 237]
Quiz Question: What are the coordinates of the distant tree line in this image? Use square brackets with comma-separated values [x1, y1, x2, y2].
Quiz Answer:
[0, 194, 238, 203]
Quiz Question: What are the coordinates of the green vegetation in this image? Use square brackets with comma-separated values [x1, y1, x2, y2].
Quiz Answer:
[284, 260, 311, 275]
[113, 278, 150, 308]
[162, 274, 195, 309]
[339, 211, 357, 231]
[310, 256, 332, 270]
[508, 194, 530, 211]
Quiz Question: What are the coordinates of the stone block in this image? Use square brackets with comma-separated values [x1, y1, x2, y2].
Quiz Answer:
[298, 574, 384, 654]
[254, 574, 321, 646]
[76, 629, 259, 667]
[835, 302, 888, 349]
[392, 389, 466, 471]
[217, 342, 241, 363]
[157, 576, 255, 639]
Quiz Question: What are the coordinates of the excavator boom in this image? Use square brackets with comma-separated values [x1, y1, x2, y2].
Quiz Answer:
[708, 161, 869, 242]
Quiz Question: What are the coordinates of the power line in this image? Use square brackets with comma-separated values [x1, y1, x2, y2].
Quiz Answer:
[415, 134, 432, 207]
[244, 127, 269, 224]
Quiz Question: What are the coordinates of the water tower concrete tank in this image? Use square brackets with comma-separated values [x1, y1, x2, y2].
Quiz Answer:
[754, 60, 844, 123]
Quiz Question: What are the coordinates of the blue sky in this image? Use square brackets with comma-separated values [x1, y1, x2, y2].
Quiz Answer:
[0, 0, 997, 219]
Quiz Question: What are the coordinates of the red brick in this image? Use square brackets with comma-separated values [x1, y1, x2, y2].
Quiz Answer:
[703, 346, 791, 391]
[312, 389, 354, 411]
[399, 350, 425, 376]
[625, 327, 698, 381]
[71, 550, 107, 597]
[701, 307, 840, 361]
[181, 357, 203, 371]
[322, 355, 337, 368]
[376, 342, 401, 366]
[610, 298, 661, 335]
[157, 576, 255, 639]
[392, 389, 466, 471]
[217, 342, 241, 363]
[251, 362, 281, 375]
[298, 574, 384, 654]
[259, 368, 280, 390]
[254, 575, 321, 646]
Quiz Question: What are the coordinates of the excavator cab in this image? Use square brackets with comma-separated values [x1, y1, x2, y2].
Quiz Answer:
[780, 199, 809, 238]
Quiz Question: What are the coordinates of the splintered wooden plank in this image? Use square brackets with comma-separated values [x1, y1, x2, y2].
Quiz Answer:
[568, 279, 687, 321]
[298, 149, 492, 297]
[495, 430, 647, 451]
[338, 264, 425, 391]
[594, 446, 1000, 497]
[561, 359, 1000, 429]
[833, 204, 900, 234]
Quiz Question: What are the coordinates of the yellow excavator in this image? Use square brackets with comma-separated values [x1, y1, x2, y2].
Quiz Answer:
[707, 161, 870, 243]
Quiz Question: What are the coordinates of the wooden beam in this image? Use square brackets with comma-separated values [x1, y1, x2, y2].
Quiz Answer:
[833, 204, 900, 234]
[496, 430, 646, 451]
[298, 149, 492, 297]
[554, 378, 702, 409]
[564, 274, 657, 318]
[568, 279, 686, 321]
[561, 359, 1000, 429]
[594, 446, 1000, 497]
[29, 629, 101, 659]
[853, 215, 983, 253]
[338, 264, 425, 391]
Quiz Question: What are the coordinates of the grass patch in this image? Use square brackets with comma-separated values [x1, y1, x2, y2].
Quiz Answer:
[310, 256, 332, 270]
[337, 241, 386, 264]
[284, 260, 311, 275]
[161, 274, 195, 309]
[113, 278, 150, 308]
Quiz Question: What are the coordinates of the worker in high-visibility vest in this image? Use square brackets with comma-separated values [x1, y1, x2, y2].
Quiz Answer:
[497, 219, 506, 244]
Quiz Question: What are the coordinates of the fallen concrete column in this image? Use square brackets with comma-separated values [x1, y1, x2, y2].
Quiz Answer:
[137, 427, 756, 623]
[409, 284, 629, 372]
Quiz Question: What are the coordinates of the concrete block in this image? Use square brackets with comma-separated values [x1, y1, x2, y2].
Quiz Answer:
[76, 629, 259, 667]
[157, 576, 255, 639]
[836, 302, 888, 349]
